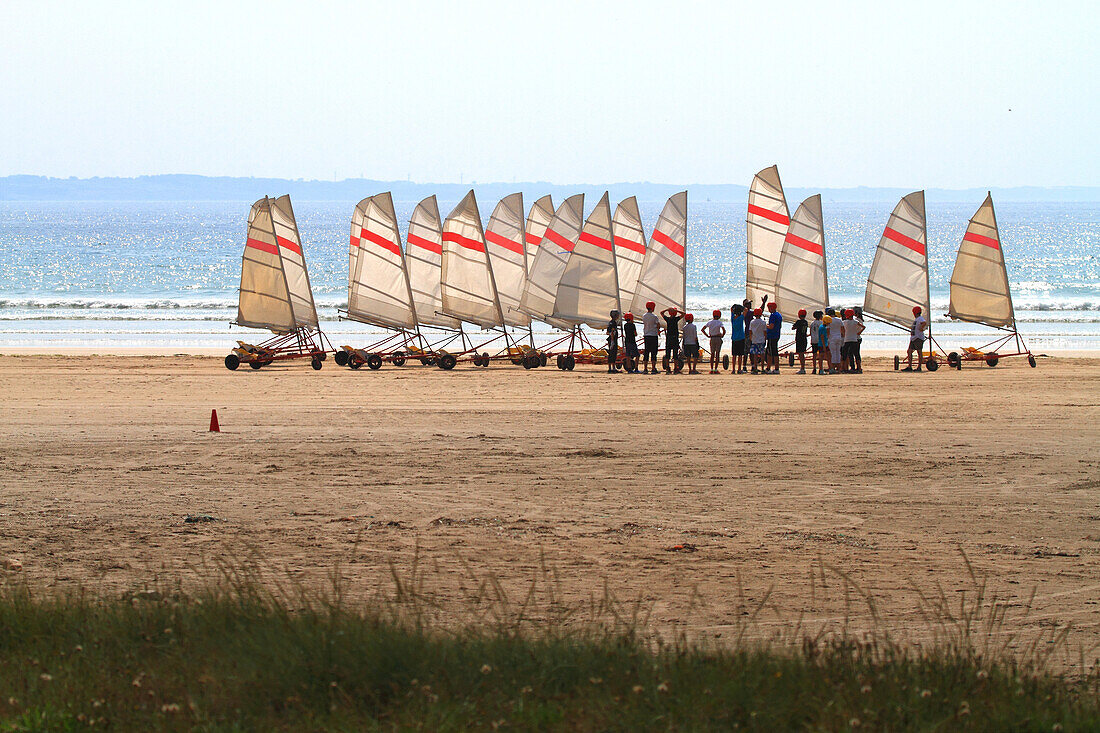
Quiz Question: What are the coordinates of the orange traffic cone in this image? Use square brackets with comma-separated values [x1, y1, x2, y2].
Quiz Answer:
[209, 409, 220, 433]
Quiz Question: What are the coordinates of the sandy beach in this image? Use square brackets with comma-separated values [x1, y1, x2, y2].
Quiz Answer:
[1, 353, 1097, 662]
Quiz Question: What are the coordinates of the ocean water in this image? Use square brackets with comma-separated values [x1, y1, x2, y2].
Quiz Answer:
[1, 199, 1098, 351]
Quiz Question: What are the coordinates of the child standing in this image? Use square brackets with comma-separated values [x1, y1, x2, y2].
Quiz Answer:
[749, 308, 767, 374]
[826, 308, 843, 374]
[682, 313, 700, 374]
[792, 308, 809, 374]
[661, 306, 683, 373]
[642, 301, 660, 374]
[810, 310, 824, 374]
[729, 304, 747, 374]
[702, 309, 726, 374]
[765, 301, 783, 374]
[622, 313, 640, 373]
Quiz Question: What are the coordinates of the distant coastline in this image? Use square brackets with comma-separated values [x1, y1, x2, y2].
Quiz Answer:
[2, 174, 1098, 204]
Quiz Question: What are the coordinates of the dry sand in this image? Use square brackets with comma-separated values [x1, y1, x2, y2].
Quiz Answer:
[1, 353, 1097, 664]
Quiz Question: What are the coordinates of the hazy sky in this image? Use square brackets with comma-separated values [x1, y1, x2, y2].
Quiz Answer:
[2, 0, 1097, 187]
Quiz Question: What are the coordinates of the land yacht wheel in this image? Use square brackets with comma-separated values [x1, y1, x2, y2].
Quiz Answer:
[985, 354, 999, 368]
[926, 357, 939, 372]
[334, 350, 349, 367]
[894, 355, 900, 371]
[439, 353, 457, 370]
[367, 354, 383, 370]
[225, 354, 240, 371]
[563, 354, 576, 371]
[311, 358, 322, 370]
[250, 360, 263, 370]
[392, 351, 407, 367]
[1028, 354, 1037, 368]
[947, 352, 960, 368]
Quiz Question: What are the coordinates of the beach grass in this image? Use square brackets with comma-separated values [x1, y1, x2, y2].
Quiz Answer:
[0, 558, 1097, 732]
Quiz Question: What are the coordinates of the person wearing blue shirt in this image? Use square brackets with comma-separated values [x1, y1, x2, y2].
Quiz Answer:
[765, 301, 783, 374]
[728, 304, 747, 374]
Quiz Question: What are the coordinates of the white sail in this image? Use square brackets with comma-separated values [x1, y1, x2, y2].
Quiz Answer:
[406, 196, 461, 329]
[949, 193, 1015, 329]
[520, 193, 584, 321]
[524, 194, 554, 272]
[441, 190, 503, 329]
[863, 191, 929, 328]
[346, 192, 417, 330]
[629, 191, 687, 315]
[612, 196, 647, 314]
[485, 193, 531, 327]
[745, 165, 790, 305]
[774, 194, 828, 320]
[553, 192, 620, 329]
[236, 197, 295, 333]
[267, 195, 319, 330]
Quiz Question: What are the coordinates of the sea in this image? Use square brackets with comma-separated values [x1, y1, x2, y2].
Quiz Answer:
[1, 199, 1098, 352]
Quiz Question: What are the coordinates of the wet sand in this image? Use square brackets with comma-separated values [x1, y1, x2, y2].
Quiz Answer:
[0, 353, 1097, 665]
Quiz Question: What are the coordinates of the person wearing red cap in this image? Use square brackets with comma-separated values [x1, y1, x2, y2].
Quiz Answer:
[621, 312, 640, 373]
[764, 301, 783, 374]
[681, 313, 700, 374]
[841, 308, 864, 373]
[748, 307, 767, 373]
[660, 306, 683, 373]
[641, 301, 660, 374]
[904, 305, 928, 372]
[791, 308, 810, 374]
[702, 308, 726, 374]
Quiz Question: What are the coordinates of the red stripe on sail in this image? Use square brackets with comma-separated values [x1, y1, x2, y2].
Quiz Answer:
[652, 229, 684, 258]
[359, 227, 401, 257]
[349, 234, 360, 248]
[246, 237, 279, 256]
[579, 231, 612, 251]
[784, 231, 823, 256]
[544, 228, 575, 252]
[963, 231, 1000, 250]
[883, 226, 925, 256]
[748, 204, 790, 226]
[443, 230, 485, 252]
[276, 235, 302, 256]
[525, 232, 543, 246]
[407, 233, 442, 254]
[485, 230, 525, 255]
[616, 236, 646, 255]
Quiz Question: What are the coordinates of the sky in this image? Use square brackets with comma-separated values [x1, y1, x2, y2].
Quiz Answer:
[1, 0, 1097, 188]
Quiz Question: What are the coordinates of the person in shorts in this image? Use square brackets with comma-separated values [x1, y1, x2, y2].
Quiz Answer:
[791, 308, 809, 374]
[841, 309, 863, 373]
[681, 313, 700, 374]
[852, 306, 865, 373]
[826, 307, 844, 374]
[742, 299, 754, 351]
[729, 304, 747, 374]
[820, 315, 833, 374]
[641, 301, 660, 374]
[661, 306, 683, 373]
[904, 305, 928, 372]
[765, 301, 782, 374]
[749, 308, 767, 374]
[810, 310, 825, 374]
[622, 312, 640, 373]
[702, 309, 726, 374]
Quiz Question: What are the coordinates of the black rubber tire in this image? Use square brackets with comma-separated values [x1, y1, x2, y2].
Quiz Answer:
[250, 360, 263, 370]
[439, 353, 457, 370]
[674, 358, 685, 374]
[318, 351, 327, 362]
[334, 350, 349, 367]
[926, 357, 939, 372]
[947, 352, 960, 368]
[224, 354, 240, 371]
[722, 355, 730, 370]
[311, 358, 322, 371]
[985, 354, 999, 368]
[1028, 354, 1037, 368]
[563, 354, 576, 371]
[894, 355, 900, 371]
[522, 353, 535, 369]
[556, 354, 564, 370]
[480, 352, 490, 367]
[392, 351, 406, 367]
[367, 354, 383, 370]
[349, 359, 362, 370]
[788, 353, 795, 368]
[540, 352, 548, 367]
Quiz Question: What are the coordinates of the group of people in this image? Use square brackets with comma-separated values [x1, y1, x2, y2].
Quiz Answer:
[601, 298, 929, 375]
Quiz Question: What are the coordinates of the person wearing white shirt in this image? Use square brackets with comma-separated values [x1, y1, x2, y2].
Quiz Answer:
[702, 309, 726, 375]
[904, 305, 929, 372]
[841, 309, 864, 373]
[748, 308, 767, 374]
[681, 313, 700, 374]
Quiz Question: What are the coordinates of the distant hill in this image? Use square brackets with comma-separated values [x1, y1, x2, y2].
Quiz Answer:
[1, 174, 1097, 204]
